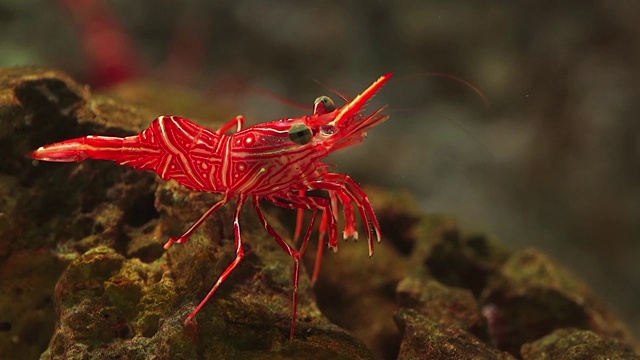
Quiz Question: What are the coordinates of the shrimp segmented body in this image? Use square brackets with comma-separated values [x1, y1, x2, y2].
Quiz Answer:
[31, 73, 392, 338]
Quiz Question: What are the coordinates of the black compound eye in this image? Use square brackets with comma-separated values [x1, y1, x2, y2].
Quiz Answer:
[313, 95, 336, 115]
[289, 123, 313, 145]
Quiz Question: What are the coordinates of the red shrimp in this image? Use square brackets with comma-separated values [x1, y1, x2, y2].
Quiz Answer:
[31, 73, 392, 339]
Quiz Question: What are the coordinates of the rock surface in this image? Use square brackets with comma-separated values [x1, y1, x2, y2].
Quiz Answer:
[0, 67, 638, 359]
[521, 328, 639, 360]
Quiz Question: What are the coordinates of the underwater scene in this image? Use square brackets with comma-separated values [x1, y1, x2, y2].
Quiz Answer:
[0, 1, 639, 359]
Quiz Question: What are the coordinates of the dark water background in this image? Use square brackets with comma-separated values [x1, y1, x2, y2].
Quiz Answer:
[2, 0, 639, 335]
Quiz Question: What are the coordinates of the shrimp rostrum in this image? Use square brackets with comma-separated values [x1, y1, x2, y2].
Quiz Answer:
[31, 73, 393, 338]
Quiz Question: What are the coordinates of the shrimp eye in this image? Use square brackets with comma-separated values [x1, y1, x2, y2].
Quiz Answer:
[289, 123, 313, 145]
[313, 96, 336, 115]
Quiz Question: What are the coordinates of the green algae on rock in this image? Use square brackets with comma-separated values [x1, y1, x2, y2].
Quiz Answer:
[1, 67, 639, 359]
[366, 189, 640, 359]
[481, 248, 639, 355]
[1, 67, 375, 360]
[395, 308, 515, 359]
[521, 328, 640, 360]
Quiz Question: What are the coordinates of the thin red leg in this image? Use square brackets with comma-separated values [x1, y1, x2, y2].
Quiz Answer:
[164, 191, 233, 249]
[325, 174, 381, 241]
[307, 178, 380, 257]
[335, 190, 357, 240]
[318, 168, 357, 240]
[269, 196, 338, 250]
[293, 189, 306, 243]
[338, 174, 381, 243]
[268, 195, 335, 287]
[216, 115, 245, 135]
[253, 196, 317, 339]
[298, 197, 338, 251]
[333, 183, 375, 256]
[321, 184, 370, 249]
[311, 210, 328, 287]
[184, 194, 248, 323]
[310, 190, 354, 286]
[308, 190, 355, 286]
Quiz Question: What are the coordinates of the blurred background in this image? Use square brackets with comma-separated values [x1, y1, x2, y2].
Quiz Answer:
[2, 0, 639, 334]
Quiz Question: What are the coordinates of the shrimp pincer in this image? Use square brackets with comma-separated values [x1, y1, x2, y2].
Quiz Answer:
[31, 73, 392, 339]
